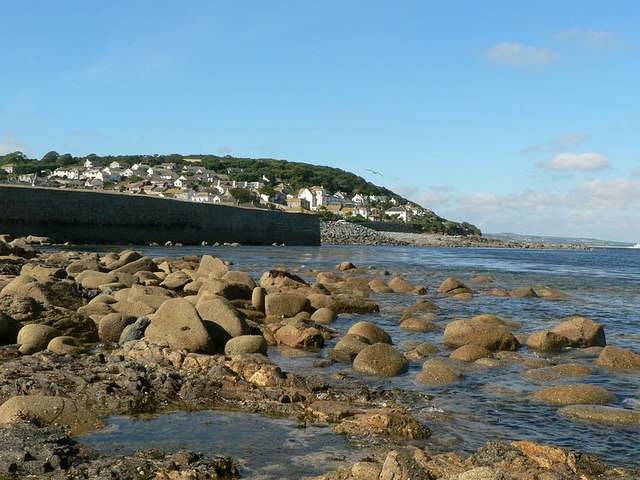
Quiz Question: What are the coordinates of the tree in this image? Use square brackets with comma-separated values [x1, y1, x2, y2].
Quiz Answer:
[229, 188, 254, 204]
[41, 151, 60, 163]
[0, 151, 27, 165]
[58, 153, 74, 166]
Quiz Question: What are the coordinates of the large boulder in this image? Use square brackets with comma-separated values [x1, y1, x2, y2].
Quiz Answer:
[14, 279, 86, 310]
[596, 346, 640, 370]
[77, 271, 117, 289]
[353, 343, 409, 377]
[196, 296, 251, 347]
[438, 277, 472, 295]
[145, 298, 214, 354]
[265, 293, 310, 318]
[524, 363, 592, 381]
[199, 279, 252, 301]
[388, 276, 415, 293]
[558, 405, 640, 425]
[47, 336, 85, 355]
[552, 316, 606, 348]
[532, 384, 616, 405]
[271, 321, 326, 349]
[17, 324, 60, 354]
[444, 318, 519, 351]
[450, 344, 492, 363]
[104, 250, 142, 270]
[113, 257, 159, 275]
[348, 321, 392, 344]
[310, 307, 337, 323]
[197, 255, 229, 279]
[0, 395, 104, 435]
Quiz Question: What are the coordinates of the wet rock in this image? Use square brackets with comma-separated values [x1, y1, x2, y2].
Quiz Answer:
[450, 344, 492, 363]
[265, 292, 311, 317]
[402, 299, 441, 317]
[444, 318, 519, 351]
[17, 324, 60, 354]
[532, 384, 616, 405]
[535, 286, 569, 300]
[306, 400, 364, 423]
[0, 395, 104, 435]
[311, 307, 337, 323]
[119, 315, 151, 343]
[369, 278, 394, 293]
[270, 321, 327, 349]
[333, 408, 429, 439]
[224, 334, 268, 355]
[558, 405, 640, 425]
[416, 357, 465, 384]
[47, 335, 86, 355]
[145, 298, 214, 354]
[259, 269, 309, 292]
[552, 316, 606, 348]
[526, 330, 570, 353]
[379, 448, 431, 480]
[347, 321, 392, 344]
[337, 260, 357, 271]
[596, 345, 640, 369]
[404, 342, 439, 362]
[524, 363, 592, 381]
[353, 343, 409, 377]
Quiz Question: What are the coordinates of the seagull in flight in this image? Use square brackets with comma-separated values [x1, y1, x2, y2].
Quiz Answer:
[366, 169, 383, 176]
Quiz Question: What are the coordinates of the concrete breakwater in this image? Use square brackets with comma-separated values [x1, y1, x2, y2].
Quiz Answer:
[0, 185, 320, 245]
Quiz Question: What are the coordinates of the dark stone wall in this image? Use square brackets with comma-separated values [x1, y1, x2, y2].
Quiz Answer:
[0, 186, 320, 245]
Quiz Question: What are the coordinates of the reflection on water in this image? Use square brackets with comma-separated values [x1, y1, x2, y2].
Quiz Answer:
[62, 244, 640, 468]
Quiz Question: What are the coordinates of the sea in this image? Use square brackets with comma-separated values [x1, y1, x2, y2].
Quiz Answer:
[74, 244, 639, 478]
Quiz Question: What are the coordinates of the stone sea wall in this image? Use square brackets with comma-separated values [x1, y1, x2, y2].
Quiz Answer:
[0, 185, 320, 245]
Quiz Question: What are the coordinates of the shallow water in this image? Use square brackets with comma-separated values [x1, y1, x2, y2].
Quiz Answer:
[69, 245, 640, 469]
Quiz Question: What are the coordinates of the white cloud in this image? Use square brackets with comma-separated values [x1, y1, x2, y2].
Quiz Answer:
[485, 42, 554, 68]
[631, 166, 640, 177]
[542, 152, 611, 171]
[0, 130, 30, 155]
[554, 29, 619, 50]
[416, 186, 451, 207]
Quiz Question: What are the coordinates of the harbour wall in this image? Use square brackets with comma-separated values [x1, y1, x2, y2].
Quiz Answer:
[0, 185, 320, 245]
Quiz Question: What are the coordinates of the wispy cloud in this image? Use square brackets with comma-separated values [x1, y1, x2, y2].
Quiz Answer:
[541, 152, 611, 171]
[485, 42, 554, 68]
[521, 144, 542, 155]
[554, 28, 620, 50]
[549, 133, 592, 152]
[0, 130, 30, 155]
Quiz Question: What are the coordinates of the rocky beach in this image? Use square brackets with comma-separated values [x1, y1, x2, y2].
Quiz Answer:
[0, 233, 638, 479]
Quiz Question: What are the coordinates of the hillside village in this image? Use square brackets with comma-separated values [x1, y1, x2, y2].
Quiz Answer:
[1, 157, 429, 223]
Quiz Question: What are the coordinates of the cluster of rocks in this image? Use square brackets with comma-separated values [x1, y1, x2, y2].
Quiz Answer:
[321, 222, 407, 246]
[0, 233, 638, 479]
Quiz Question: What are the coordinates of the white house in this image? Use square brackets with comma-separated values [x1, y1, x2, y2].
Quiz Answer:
[386, 205, 413, 223]
[109, 161, 126, 169]
[83, 159, 95, 168]
[351, 193, 367, 205]
[193, 192, 215, 203]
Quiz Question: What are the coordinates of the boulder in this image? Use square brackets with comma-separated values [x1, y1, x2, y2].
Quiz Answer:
[47, 336, 85, 355]
[524, 363, 592, 381]
[532, 384, 616, 405]
[197, 255, 229, 279]
[272, 322, 326, 349]
[160, 271, 192, 291]
[20, 265, 66, 280]
[443, 318, 519, 351]
[337, 260, 356, 271]
[552, 316, 606, 348]
[251, 286, 266, 312]
[526, 330, 570, 353]
[259, 269, 309, 291]
[33, 307, 98, 343]
[112, 300, 156, 317]
[330, 334, 372, 363]
[348, 321, 392, 344]
[265, 293, 310, 318]
[17, 324, 60, 354]
[66, 257, 103, 275]
[388, 276, 415, 293]
[510, 287, 538, 298]
[14, 279, 85, 310]
[450, 344, 493, 363]
[224, 335, 268, 355]
[310, 307, 337, 323]
[199, 279, 252, 301]
[145, 298, 214, 354]
[558, 405, 640, 425]
[400, 317, 439, 332]
[353, 343, 409, 376]
[196, 296, 251, 347]
[78, 271, 117, 289]
[333, 408, 429, 439]
[105, 250, 143, 270]
[438, 277, 472, 295]
[416, 358, 465, 384]
[596, 345, 640, 370]
[98, 313, 137, 343]
[307, 293, 379, 314]
[0, 395, 104, 435]
[402, 299, 441, 317]
[113, 257, 159, 275]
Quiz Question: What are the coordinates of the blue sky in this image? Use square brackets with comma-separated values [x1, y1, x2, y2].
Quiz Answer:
[1, 1, 639, 242]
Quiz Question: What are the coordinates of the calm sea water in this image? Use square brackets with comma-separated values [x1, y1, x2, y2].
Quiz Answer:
[76, 245, 640, 473]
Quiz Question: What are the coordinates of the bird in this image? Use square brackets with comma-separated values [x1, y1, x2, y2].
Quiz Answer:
[366, 169, 383, 176]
